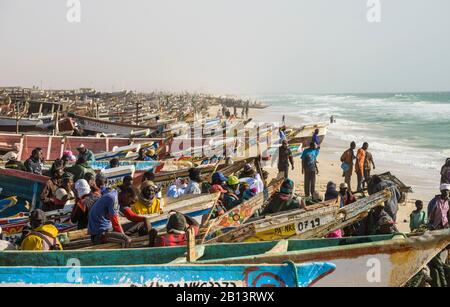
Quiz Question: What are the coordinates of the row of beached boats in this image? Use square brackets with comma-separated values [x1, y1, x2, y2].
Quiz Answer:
[0, 88, 447, 287]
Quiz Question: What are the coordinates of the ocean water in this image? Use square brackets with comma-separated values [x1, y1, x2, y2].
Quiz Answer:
[245, 93, 450, 198]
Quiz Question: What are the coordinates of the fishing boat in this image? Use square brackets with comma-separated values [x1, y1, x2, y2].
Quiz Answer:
[0, 262, 335, 287]
[286, 123, 328, 147]
[217, 188, 392, 243]
[3, 230, 449, 287]
[0, 169, 47, 217]
[70, 114, 168, 137]
[101, 165, 135, 188]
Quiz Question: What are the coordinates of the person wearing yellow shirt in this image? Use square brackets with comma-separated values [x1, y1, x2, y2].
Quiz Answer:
[132, 181, 161, 215]
[21, 209, 62, 251]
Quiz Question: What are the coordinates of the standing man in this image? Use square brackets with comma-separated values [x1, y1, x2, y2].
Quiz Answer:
[312, 129, 321, 148]
[340, 142, 356, 190]
[76, 144, 95, 162]
[301, 142, 320, 198]
[278, 140, 294, 179]
[24, 147, 44, 175]
[364, 149, 376, 182]
[355, 142, 368, 192]
[427, 184, 450, 287]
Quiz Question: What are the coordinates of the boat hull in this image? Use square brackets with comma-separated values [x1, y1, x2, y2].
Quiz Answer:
[0, 263, 335, 287]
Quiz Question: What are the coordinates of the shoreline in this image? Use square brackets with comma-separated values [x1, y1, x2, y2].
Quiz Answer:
[245, 105, 434, 233]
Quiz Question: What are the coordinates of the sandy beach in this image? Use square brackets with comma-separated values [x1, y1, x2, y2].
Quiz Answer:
[225, 105, 422, 233]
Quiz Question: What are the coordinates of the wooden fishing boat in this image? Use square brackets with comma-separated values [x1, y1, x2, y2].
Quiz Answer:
[0, 262, 335, 287]
[93, 142, 156, 161]
[287, 123, 328, 147]
[101, 165, 135, 188]
[222, 188, 392, 243]
[0, 133, 165, 161]
[71, 114, 167, 137]
[3, 231, 448, 287]
[0, 169, 47, 217]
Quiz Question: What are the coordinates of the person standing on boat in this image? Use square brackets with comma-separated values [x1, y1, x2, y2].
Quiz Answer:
[440, 159, 450, 184]
[40, 159, 64, 212]
[427, 184, 450, 287]
[76, 144, 95, 162]
[355, 142, 368, 193]
[20, 209, 62, 251]
[278, 140, 294, 179]
[3, 152, 26, 171]
[24, 147, 44, 175]
[151, 211, 199, 247]
[261, 179, 307, 215]
[340, 142, 356, 190]
[312, 129, 321, 148]
[185, 168, 202, 195]
[301, 142, 320, 198]
[88, 189, 131, 248]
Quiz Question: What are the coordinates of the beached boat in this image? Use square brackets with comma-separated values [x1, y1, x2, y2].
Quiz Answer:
[0, 169, 47, 217]
[70, 114, 168, 137]
[221, 188, 392, 243]
[101, 165, 135, 188]
[3, 230, 448, 287]
[287, 123, 328, 147]
[0, 262, 335, 287]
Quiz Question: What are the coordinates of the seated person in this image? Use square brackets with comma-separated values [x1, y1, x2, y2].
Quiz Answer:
[21, 209, 62, 251]
[151, 211, 199, 247]
[71, 179, 101, 230]
[261, 179, 307, 215]
[131, 181, 162, 215]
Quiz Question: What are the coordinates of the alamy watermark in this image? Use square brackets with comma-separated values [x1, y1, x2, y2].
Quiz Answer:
[67, 0, 81, 23]
[367, 0, 381, 23]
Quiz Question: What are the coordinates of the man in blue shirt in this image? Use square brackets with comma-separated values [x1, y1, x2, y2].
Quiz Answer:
[301, 142, 320, 198]
[312, 129, 321, 148]
[88, 189, 131, 247]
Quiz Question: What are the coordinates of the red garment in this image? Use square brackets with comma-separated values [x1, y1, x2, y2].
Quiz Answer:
[109, 214, 123, 233]
[154, 225, 199, 247]
[121, 207, 145, 223]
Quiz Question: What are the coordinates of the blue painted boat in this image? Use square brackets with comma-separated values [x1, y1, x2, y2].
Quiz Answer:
[0, 169, 48, 218]
[0, 262, 335, 287]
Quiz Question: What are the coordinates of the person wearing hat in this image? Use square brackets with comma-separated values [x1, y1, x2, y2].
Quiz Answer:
[358, 203, 398, 236]
[338, 183, 356, 208]
[222, 176, 241, 211]
[211, 172, 228, 186]
[131, 181, 162, 215]
[427, 184, 450, 287]
[76, 144, 95, 162]
[21, 209, 62, 250]
[325, 181, 339, 201]
[70, 179, 101, 229]
[261, 179, 307, 215]
[24, 147, 44, 175]
[136, 148, 151, 161]
[238, 164, 264, 194]
[152, 211, 199, 247]
[117, 186, 153, 237]
[88, 189, 131, 248]
[185, 168, 202, 195]
[65, 156, 96, 182]
[4, 151, 26, 171]
[428, 184, 450, 231]
[40, 159, 64, 212]
[367, 175, 401, 222]
[61, 150, 76, 167]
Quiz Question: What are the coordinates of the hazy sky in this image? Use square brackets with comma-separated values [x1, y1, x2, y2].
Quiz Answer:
[1, 0, 449, 94]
